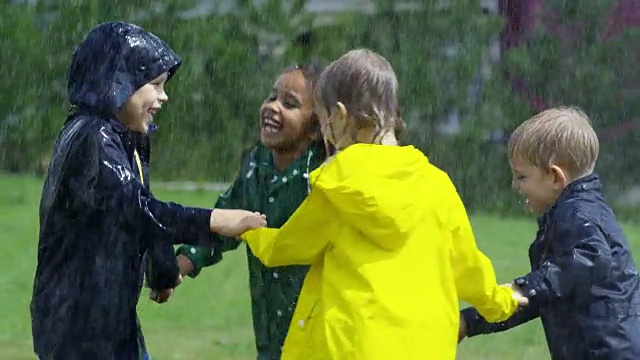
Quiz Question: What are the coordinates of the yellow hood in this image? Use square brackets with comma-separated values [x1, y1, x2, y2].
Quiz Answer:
[310, 144, 432, 250]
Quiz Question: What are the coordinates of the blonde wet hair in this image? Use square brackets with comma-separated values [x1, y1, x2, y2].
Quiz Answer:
[508, 106, 599, 179]
[315, 49, 405, 145]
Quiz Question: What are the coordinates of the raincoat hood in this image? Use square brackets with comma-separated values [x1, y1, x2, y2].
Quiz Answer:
[67, 21, 181, 117]
[310, 144, 430, 250]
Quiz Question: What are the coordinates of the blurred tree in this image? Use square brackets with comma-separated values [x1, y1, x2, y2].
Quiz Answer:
[28, 0, 200, 177]
[147, 0, 346, 180]
[503, 0, 639, 189]
[0, 2, 48, 173]
[3, 0, 635, 215]
[144, 0, 360, 180]
[146, 12, 269, 180]
[326, 0, 513, 210]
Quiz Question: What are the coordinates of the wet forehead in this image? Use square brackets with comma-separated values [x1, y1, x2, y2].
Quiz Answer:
[149, 72, 169, 83]
[274, 70, 310, 98]
[509, 157, 537, 174]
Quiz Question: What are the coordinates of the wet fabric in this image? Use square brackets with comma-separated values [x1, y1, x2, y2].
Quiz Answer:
[241, 144, 518, 360]
[31, 21, 213, 360]
[462, 174, 640, 359]
[177, 141, 325, 360]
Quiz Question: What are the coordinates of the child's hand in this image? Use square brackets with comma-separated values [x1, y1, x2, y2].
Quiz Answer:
[149, 288, 171, 303]
[458, 314, 467, 344]
[149, 274, 182, 304]
[209, 209, 267, 237]
[501, 282, 529, 306]
[177, 254, 194, 277]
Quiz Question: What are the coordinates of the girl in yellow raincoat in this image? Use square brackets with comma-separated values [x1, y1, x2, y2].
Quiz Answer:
[239, 49, 527, 360]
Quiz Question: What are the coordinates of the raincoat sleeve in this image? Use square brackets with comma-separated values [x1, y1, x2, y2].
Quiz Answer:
[175, 177, 246, 277]
[69, 126, 213, 247]
[240, 189, 331, 267]
[145, 230, 181, 290]
[460, 304, 540, 337]
[446, 187, 518, 322]
[512, 214, 611, 307]
[144, 179, 181, 289]
[125, 134, 180, 290]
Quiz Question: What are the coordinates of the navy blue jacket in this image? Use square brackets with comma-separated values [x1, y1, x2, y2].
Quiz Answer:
[31, 22, 213, 360]
[462, 174, 640, 359]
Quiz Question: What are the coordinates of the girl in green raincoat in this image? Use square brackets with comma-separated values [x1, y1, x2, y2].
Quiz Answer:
[174, 61, 327, 360]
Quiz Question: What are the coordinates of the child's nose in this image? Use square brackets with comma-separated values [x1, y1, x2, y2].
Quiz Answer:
[265, 100, 281, 113]
[511, 178, 518, 190]
[158, 89, 168, 102]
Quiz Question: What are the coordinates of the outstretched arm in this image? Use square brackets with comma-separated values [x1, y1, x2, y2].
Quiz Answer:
[240, 189, 332, 267]
[175, 171, 249, 277]
[512, 215, 611, 307]
[445, 183, 520, 322]
[68, 127, 212, 246]
[460, 304, 540, 340]
[69, 126, 263, 246]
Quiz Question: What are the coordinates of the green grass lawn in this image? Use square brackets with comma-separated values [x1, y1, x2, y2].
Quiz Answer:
[1, 174, 639, 359]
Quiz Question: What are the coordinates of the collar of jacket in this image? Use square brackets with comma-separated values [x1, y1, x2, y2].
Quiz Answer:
[537, 173, 601, 227]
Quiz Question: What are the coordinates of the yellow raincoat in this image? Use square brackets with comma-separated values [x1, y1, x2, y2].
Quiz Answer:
[241, 144, 518, 359]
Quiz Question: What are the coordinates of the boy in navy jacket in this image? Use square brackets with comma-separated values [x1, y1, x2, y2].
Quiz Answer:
[459, 106, 640, 359]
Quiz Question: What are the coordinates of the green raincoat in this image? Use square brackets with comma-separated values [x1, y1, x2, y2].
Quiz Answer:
[176, 142, 325, 360]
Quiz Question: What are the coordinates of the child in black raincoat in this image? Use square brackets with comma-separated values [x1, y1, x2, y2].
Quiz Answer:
[30, 21, 265, 360]
[459, 107, 640, 359]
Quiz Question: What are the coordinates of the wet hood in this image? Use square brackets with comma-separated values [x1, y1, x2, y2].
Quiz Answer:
[67, 21, 181, 117]
[310, 144, 434, 250]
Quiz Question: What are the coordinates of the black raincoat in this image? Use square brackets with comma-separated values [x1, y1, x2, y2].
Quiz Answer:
[31, 22, 213, 360]
[462, 174, 640, 360]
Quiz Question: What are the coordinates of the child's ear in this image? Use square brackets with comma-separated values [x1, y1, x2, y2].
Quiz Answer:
[549, 164, 568, 190]
[332, 102, 349, 134]
[330, 102, 350, 150]
[336, 102, 348, 120]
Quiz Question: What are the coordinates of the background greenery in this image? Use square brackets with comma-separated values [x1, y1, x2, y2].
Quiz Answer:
[0, 2, 637, 357]
[1, 0, 637, 213]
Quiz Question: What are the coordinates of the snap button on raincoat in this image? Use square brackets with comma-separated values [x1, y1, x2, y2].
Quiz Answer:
[241, 144, 518, 360]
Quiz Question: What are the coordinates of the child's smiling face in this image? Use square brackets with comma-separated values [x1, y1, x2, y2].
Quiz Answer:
[117, 72, 169, 133]
[260, 69, 314, 151]
[510, 156, 567, 214]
